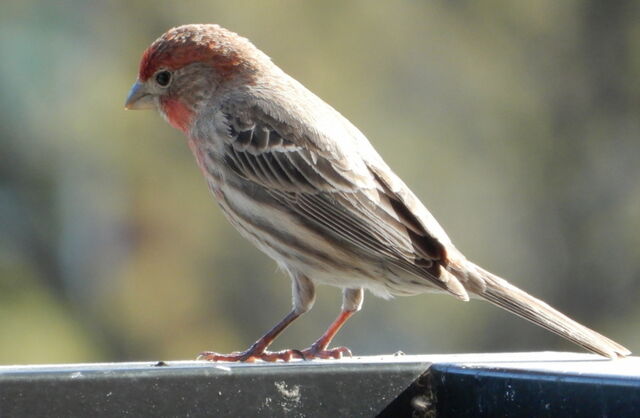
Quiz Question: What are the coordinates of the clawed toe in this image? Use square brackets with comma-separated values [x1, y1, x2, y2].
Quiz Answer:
[197, 350, 250, 362]
[299, 346, 352, 360]
[197, 349, 302, 363]
[197, 345, 353, 362]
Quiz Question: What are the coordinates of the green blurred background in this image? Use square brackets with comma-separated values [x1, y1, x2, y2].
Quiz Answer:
[1, 1, 639, 364]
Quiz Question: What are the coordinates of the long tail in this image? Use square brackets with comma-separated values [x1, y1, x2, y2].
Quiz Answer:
[458, 262, 630, 359]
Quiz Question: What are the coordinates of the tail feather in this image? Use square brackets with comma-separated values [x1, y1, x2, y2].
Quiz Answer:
[463, 262, 630, 359]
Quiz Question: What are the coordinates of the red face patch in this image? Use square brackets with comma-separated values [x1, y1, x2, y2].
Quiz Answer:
[160, 97, 194, 133]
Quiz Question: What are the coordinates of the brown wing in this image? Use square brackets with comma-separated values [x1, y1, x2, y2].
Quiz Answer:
[220, 107, 468, 299]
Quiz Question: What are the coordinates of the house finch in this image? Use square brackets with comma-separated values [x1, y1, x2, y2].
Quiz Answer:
[125, 24, 630, 361]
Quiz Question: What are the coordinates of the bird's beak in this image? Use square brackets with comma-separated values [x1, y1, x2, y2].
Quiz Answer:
[125, 80, 155, 110]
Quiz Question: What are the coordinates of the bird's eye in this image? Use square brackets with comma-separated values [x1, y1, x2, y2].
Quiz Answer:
[155, 71, 172, 87]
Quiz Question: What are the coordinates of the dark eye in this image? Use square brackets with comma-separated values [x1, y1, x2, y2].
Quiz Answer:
[155, 71, 172, 87]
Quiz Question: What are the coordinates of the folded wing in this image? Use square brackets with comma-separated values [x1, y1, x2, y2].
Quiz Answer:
[220, 106, 468, 300]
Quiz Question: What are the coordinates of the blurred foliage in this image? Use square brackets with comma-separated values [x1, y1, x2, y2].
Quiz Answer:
[0, 1, 639, 364]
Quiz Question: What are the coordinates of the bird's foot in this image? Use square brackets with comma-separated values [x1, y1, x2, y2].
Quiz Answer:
[197, 348, 305, 363]
[197, 345, 352, 362]
[298, 344, 352, 360]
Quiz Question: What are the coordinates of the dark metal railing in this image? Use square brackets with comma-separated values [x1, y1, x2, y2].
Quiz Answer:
[0, 352, 638, 417]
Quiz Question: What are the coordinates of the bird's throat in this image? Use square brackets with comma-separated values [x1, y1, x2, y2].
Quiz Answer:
[160, 97, 194, 133]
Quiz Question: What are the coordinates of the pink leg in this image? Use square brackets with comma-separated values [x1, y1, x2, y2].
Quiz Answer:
[198, 309, 356, 362]
[298, 309, 356, 360]
[199, 286, 362, 362]
[198, 310, 303, 362]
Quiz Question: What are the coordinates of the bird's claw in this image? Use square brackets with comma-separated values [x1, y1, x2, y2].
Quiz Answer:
[299, 345, 352, 360]
[197, 346, 352, 362]
[198, 349, 301, 363]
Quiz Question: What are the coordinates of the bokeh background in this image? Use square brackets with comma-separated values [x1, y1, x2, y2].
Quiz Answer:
[1, 1, 639, 364]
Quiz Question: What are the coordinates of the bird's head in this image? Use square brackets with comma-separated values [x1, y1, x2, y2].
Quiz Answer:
[125, 24, 264, 132]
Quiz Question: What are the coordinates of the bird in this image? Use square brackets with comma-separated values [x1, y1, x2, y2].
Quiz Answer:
[125, 24, 630, 361]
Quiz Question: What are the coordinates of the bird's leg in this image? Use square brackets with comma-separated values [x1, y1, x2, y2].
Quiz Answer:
[198, 309, 303, 362]
[299, 288, 363, 360]
[198, 274, 316, 362]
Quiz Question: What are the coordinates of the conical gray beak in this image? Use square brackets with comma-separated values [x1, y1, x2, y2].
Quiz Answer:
[125, 80, 155, 110]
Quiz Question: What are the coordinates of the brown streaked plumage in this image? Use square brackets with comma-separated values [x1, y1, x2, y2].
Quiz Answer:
[125, 24, 630, 361]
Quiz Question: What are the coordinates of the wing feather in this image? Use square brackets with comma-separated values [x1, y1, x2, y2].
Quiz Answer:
[220, 107, 466, 298]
